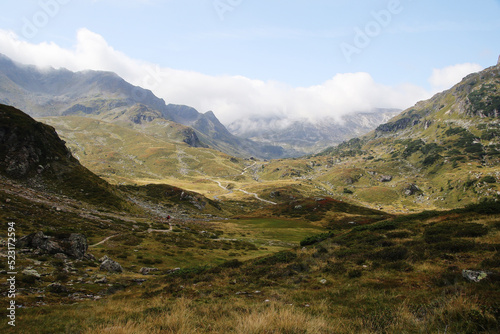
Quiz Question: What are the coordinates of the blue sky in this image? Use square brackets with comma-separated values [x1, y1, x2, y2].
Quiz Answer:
[0, 0, 499, 124]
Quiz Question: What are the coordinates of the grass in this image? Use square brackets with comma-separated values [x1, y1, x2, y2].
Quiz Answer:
[2, 203, 499, 334]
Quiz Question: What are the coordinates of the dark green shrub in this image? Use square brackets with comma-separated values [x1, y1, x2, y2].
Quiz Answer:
[255, 251, 297, 265]
[323, 262, 346, 274]
[386, 231, 411, 239]
[219, 259, 243, 269]
[354, 221, 396, 232]
[371, 246, 408, 262]
[454, 223, 489, 237]
[385, 261, 414, 272]
[481, 176, 497, 184]
[348, 269, 362, 279]
[300, 232, 335, 246]
[433, 239, 476, 253]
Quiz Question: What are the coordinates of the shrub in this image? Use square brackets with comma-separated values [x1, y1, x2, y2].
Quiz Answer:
[323, 262, 346, 274]
[385, 261, 414, 272]
[433, 239, 476, 253]
[481, 176, 497, 184]
[219, 259, 243, 269]
[348, 269, 363, 279]
[371, 246, 408, 262]
[386, 231, 411, 239]
[255, 251, 297, 265]
[300, 232, 335, 246]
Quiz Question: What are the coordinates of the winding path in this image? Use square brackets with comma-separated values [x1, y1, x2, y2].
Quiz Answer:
[89, 234, 120, 248]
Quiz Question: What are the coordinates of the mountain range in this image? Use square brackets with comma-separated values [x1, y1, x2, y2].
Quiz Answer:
[0, 54, 398, 158]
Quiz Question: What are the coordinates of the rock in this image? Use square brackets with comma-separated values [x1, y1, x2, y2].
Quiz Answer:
[462, 270, 488, 282]
[99, 255, 110, 263]
[139, 267, 159, 275]
[18, 231, 63, 254]
[404, 184, 421, 196]
[379, 175, 393, 182]
[100, 258, 123, 273]
[22, 268, 41, 278]
[17, 231, 89, 259]
[54, 253, 68, 260]
[65, 233, 88, 259]
[94, 276, 108, 284]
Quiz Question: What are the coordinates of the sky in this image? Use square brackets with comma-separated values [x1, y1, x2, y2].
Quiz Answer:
[0, 0, 499, 125]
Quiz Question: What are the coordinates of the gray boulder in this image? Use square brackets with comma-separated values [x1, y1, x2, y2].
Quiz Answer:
[462, 270, 488, 282]
[379, 175, 393, 182]
[140, 267, 159, 275]
[100, 258, 123, 273]
[17, 231, 89, 260]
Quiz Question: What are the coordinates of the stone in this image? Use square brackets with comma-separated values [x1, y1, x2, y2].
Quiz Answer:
[379, 175, 393, 182]
[99, 255, 110, 263]
[22, 268, 41, 278]
[100, 258, 123, 273]
[17, 231, 88, 259]
[94, 276, 108, 284]
[404, 184, 421, 196]
[462, 270, 488, 283]
[65, 233, 88, 259]
[139, 267, 159, 275]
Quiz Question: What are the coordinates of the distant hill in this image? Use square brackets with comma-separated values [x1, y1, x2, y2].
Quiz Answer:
[228, 109, 400, 155]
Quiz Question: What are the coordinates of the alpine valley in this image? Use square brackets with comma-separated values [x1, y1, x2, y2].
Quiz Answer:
[0, 55, 499, 334]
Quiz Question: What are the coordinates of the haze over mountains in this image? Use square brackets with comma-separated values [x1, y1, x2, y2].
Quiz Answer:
[0, 54, 401, 158]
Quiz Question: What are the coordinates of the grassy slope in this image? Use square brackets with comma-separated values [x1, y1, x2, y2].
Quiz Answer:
[2, 202, 499, 333]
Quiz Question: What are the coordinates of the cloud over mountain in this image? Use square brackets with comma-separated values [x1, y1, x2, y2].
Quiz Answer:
[0, 28, 482, 124]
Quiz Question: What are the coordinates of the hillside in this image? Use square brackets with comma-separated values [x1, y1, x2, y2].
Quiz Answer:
[297, 62, 500, 211]
[0, 65, 499, 333]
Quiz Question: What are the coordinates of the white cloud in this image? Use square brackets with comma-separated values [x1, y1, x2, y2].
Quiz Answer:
[0, 28, 434, 124]
[429, 63, 483, 92]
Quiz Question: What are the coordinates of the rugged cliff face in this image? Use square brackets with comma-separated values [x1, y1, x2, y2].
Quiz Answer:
[0, 104, 129, 210]
[0, 104, 74, 179]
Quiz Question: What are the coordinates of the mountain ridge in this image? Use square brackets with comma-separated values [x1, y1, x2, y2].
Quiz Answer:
[0, 54, 285, 159]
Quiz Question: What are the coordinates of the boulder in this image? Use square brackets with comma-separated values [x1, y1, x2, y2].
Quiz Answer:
[140, 267, 159, 275]
[17, 231, 89, 260]
[22, 268, 41, 278]
[462, 270, 488, 282]
[100, 258, 123, 273]
[379, 175, 393, 183]
[404, 184, 421, 196]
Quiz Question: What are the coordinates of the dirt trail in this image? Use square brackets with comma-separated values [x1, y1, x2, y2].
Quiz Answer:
[90, 234, 120, 248]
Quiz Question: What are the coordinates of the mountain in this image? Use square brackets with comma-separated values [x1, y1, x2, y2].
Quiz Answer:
[0, 54, 284, 159]
[228, 109, 400, 155]
[309, 60, 500, 210]
[0, 104, 131, 210]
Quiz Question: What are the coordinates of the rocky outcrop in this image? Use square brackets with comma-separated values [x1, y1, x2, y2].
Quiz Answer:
[182, 128, 207, 148]
[140, 267, 159, 275]
[403, 184, 421, 196]
[17, 231, 90, 260]
[0, 105, 73, 179]
[379, 175, 393, 183]
[99, 256, 123, 273]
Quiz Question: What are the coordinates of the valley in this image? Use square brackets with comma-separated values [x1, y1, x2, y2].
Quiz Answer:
[0, 58, 499, 333]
